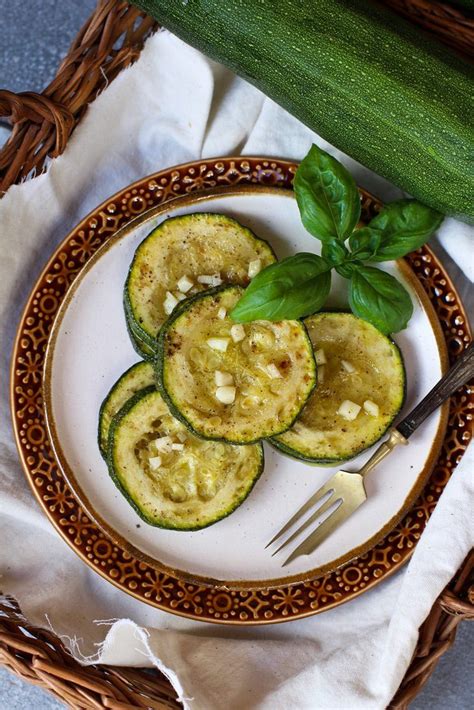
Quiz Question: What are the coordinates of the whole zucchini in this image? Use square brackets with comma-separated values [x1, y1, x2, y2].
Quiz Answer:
[133, 0, 474, 223]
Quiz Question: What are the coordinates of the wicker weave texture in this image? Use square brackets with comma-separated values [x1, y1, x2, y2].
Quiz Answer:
[0, 596, 180, 709]
[390, 552, 474, 708]
[0, 0, 473, 194]
[0, 0, 158, 194]
[0, 0, 473, 708]
[382, 0, 474, 56]
[0, 553, 472, 710]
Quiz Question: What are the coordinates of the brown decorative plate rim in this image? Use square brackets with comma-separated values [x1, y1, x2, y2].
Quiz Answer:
[11, 156, 472, 625]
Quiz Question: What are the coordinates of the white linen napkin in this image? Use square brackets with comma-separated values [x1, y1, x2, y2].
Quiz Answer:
[1, 31, 472, 710]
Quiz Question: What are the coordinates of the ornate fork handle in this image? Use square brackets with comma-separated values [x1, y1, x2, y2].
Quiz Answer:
[360, 343, 474, 477]
[397, 342, 474, 439]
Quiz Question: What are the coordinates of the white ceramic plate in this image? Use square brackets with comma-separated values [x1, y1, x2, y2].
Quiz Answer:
[44, 187, 447, 588]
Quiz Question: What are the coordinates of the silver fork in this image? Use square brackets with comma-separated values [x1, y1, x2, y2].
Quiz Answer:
[267, 342, 474, 567]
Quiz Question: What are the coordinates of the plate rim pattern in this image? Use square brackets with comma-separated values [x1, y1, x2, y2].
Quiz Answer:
[11, 157, 472, 625]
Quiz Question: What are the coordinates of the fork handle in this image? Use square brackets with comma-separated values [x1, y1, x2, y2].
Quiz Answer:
[396, 342, 474, 439]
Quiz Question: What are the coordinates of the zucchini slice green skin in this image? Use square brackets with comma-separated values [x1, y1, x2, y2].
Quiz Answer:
[271, 312, 406, 463]
[156, 285, 317, 444]
[125, 309, 155, 361]
[107, 388, 264, 530]
[98, 361, 155, 458]
[125, 212, 277, 345]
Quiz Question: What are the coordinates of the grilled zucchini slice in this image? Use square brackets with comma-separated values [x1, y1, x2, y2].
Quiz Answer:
[271, 313, 406, 463]
[157, 285, 316, 444]
[125, 213, 276, 347]
[125, 310, 155, 361]
[98, 361, 155, 458]
[108, 388, 264, 530]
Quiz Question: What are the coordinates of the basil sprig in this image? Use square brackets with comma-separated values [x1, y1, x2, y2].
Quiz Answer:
[231, 144, 442, 334]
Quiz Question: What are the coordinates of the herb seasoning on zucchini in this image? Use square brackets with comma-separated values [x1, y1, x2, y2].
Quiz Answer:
[108, 387, 264, 530]
[156, 285, 316, 443]
[125, 213, 276, 349]
[271, 313, 406, 463]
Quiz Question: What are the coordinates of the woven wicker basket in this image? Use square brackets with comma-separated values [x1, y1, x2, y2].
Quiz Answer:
[0, 1, 472, 708]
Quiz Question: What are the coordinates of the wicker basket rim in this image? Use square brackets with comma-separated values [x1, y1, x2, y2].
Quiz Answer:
[0, 1, 473, 708]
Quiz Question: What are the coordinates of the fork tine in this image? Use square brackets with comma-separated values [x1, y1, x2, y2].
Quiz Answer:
[271, 492, 340, 556]
[281, 499, 354, 567]
[265, 480, 336, 549]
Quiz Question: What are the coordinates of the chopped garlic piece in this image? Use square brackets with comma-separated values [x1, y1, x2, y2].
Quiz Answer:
[198, 273, 222, 287]
[315, 348, 327, 365]
[149, 456, 162, 470]
[337, 400, 361, 421]
[207, 337, 229, 352]
[174, 291, 186, 302]
[177, 275, 193, 293]
[215, 370, 234, 386]
[176, 431, 187, 443]
[217, 307, 227, 320]
[318, 365, 325, 383]
[266, 363, 282, 379]
[230, 324, 245, 342]
[216, 385, 236, 404]
[154, 436, 172, 452]
[163, 291, 178, 315]
[341, 359, 356, 373]
[248, 259, 262, 279]
[171, 443, 184, 451]
[364, 400, 380, 417]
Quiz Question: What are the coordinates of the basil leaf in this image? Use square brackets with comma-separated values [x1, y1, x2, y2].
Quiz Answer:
[230, 253, 331, 322]
[336, 262, 360, 279]
[322, 239, 349, 266]
[364, 200, 443, 261]
[294, 144, 361, 242]
[349, 266, 413, 334]
[348, 228, 381, 260]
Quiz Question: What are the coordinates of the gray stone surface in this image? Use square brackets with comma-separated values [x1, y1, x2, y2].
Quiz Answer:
[0, 1, 472, 708]
[0, 0, 97, 93]
[0, 666, 65, 709]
